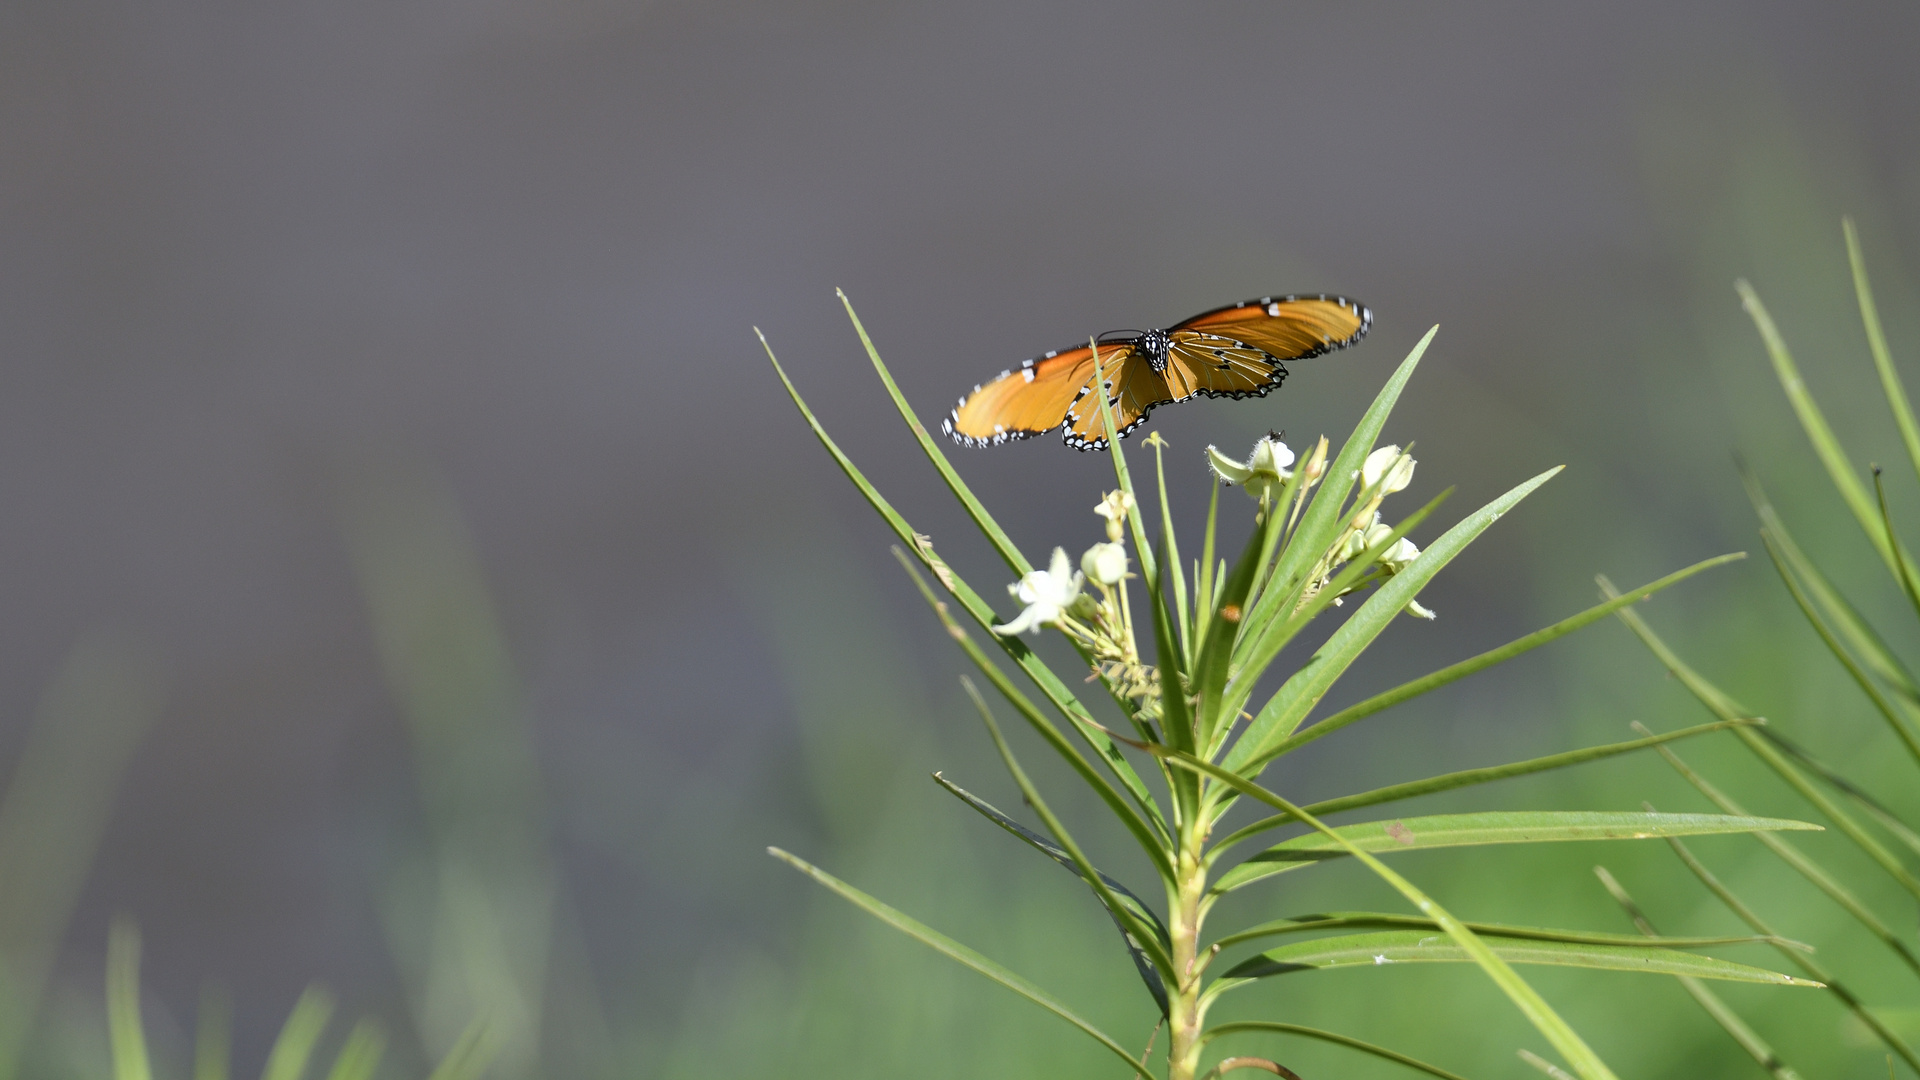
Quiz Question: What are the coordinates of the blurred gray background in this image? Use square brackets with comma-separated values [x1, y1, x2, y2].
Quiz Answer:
[4, 1, 1920, 1076]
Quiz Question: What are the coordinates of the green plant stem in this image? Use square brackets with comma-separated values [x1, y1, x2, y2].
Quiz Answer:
[1167, 819, 1211, 1080]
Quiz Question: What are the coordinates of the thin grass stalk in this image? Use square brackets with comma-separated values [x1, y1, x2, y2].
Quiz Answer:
[1843, 218, 1920, 488]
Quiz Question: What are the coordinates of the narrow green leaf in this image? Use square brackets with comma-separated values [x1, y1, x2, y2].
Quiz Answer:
[1520, 1049, 1576, 1080]
[933, 773, 1171, 1014]
[962, 679, 1177, 981]
[1147, 435, 1192, 667]
[1241, 329, 1437, 653]
[835, 292, 1031, 577]
[1213, 910, 1801, 954]
[194, 988, 231, 1080]
[1210, 718, 1760, 859]
[1255, 554, 1742, 762]
[1213, 930, 1819, 987]
[1605, 596, 1920, 910]
[1150, 537, 1198, 761]
[1633, 726, 1920, 980]
[1191, 510, 1278, 750]
[1742, 467, 1920, 703]
[1226, 489, 1453, 718]
[1844, 218, 1920, 488]
[1196, 481, 1220, 654]
[768, 847, 1147, 1073]
[1199, 1021, 1469, 1080]
[106, 919, 152, 1080]
[1141, 747, 1624, 1080]
[1593, 866, 1805, 1080]
[893, 551, 1175, 882]
[1739, 279, 1920, 585]
[1663, 832, 1920, 1073]
[424, 1019, 498, 1080]
[261, 987, 335, 1080]
[1229, 466, 1564, 774]
[1213, 811, 1816, 895]
[759, 329, 1168, 836]
[1759, 530, 1920, 767]
[1752, 726, 1920, 860]
[322, 1022, 386, 1080]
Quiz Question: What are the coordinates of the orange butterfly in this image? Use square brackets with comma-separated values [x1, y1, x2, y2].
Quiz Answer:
[942, 294, 1370, 451]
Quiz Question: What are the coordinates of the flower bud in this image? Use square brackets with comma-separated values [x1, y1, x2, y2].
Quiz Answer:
[1361, 445, 1416, 494]
[1081, 541, 1129, 586]
[1206, 435, 1294, 502]
[1094, 490, 1136, 541]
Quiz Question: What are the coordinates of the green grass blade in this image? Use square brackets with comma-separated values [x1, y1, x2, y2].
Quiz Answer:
[1199, 1021, 1469, 1080]
[106, 919, 152, 1080]
[933, 772, 1171, 1014]
[1138, 750, 1623, 1080]
[1229, 466, 1563, 774]
[1663, 832, 1920, 1073]
[1760, 531, 1920, 766]
[1593, 867, 1805, 1080]
[261, 987, 335, 1080]
[1844, 218, 1920, 487]
[1149, 537, 1198, 760]
[1742, 467, 1920, 702]
[1212, 811, 1815, 895]
[194, 988, 231, 1080]
[1636, 731, 1920, 980]
[768, 847, 1148, 1073]
[962, 678, 1177, 981]
[833, 293, 1032, 576]
[894, 551, 1175, 881]
[1739, 279, 1920, 584]
[1255, 554, 1741, 763]
[423, 1019, 498, 1080]
[1211, 718, 1759, 859]
[760, 328, 1168, 833]
[1214, 910, 1797, 953]
[321, 1022, 385, 1080]
[1212, 930, 1819, 987]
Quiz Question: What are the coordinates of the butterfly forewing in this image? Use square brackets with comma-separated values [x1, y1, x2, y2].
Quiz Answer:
[944, 346, 1099, 446]
[1175, 294, 1370, 360]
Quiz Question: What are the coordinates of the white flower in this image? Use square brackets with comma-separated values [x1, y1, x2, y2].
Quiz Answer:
[1361, 445, 1416, 494]
[1094, 490, 1135, 542]
[1207, 436, 1294, 501]
[1081, 542, 1129, 586]
[1406, 599, 1437, 620]
[993, 547, 1084, 636]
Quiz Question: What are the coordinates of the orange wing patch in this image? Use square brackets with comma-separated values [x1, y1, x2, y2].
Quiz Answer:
[1064, 345, 1174, 450]
[944, 346, 1099, 447]
[1176, 294, 1369, 361]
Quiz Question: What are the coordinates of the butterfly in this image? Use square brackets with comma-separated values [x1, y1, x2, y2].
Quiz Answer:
[941, 294, 1370, 451]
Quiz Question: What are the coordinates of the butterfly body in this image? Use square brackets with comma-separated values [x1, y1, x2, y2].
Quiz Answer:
[942, 294, 1370, 452]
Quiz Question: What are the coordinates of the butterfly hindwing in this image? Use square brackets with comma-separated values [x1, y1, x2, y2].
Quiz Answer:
[1063, 344, 1174, 450]
[1163, 333, 1286, 400]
